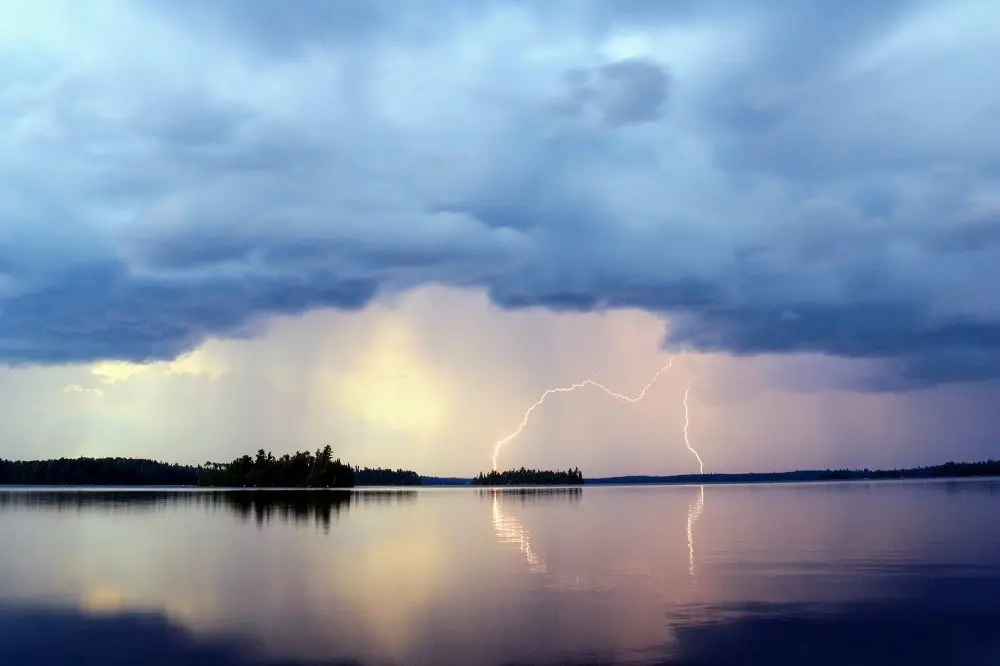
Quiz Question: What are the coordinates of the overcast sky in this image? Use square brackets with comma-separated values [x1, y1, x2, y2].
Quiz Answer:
[1, 0, 998, 475]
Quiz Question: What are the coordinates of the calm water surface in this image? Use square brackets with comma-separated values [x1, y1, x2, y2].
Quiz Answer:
[1, 481, 999, 665]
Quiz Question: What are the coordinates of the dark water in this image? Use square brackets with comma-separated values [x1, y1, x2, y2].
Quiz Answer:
[1, 481, 999, 665]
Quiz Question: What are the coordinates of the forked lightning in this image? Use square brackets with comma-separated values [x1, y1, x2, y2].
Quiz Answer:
[492, 358, 683, 470]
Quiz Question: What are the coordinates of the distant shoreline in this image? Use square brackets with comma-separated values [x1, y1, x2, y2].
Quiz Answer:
[432, 461, 1000, 486]
[584, 474, 1000, 486]
[2, 458, 997, 488]
[0, 476, 997, 491]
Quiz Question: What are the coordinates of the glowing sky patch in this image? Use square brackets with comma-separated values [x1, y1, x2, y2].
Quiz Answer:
[337, 319, 451, 436]
[89, 348, 226, 386]
[63, 384, 104, 399]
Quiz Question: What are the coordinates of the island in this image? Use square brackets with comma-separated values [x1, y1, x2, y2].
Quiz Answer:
[199, 447, 422, 487]
[0, 446, 421, 488]
[198, 446, 355, 487]
[471, 467, 584, 486]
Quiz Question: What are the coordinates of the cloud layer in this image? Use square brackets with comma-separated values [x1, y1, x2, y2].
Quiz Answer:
[2, 0, 999, 388]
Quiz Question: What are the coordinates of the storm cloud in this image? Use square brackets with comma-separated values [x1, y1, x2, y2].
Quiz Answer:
[2, 0, 999, 388]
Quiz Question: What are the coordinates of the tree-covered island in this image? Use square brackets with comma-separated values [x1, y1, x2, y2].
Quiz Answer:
[471, 467, 584, 486]
[199, 446, 422, 487]
[198, 446, 355, 487]
[0, 446, 421, 488]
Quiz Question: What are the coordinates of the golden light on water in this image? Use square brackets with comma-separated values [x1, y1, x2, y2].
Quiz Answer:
[79, 584, 202, 622]
[80, 585, 127, 614]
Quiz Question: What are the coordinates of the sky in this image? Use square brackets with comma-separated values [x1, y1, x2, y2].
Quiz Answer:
[1, 0, 998, 475]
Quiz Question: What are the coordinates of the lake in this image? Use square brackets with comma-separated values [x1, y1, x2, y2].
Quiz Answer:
[1, 480, 998, 665]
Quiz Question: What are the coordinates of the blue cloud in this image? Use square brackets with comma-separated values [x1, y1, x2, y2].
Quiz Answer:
[1, 0, 999, 389]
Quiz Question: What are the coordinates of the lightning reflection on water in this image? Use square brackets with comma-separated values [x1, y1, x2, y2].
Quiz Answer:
[491, 490, 547, 574]
[687, 485, 705, 578]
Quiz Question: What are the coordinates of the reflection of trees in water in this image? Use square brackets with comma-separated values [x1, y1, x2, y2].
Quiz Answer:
[0, 490, 195, 514]
[0, 489, 416, 531]
[212, 491, 353, 530]
[479, 487, 582, 505]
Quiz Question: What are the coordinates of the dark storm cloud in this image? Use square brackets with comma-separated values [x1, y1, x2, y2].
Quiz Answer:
[0, 261, 376, 364]
[2, 0, 999, 389]
[666, 305, 1000, 358]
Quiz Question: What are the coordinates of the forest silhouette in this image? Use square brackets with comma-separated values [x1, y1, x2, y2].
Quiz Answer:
[198, 446, 354, 487]
[472, 467, 584, 486]
[0, 457, 195, 485]
[0, 446, 420, 488]
[3, 454, 1000, 487]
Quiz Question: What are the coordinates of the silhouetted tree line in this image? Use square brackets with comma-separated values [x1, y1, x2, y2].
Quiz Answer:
[354, 467, 422, 485]
[198, 446, 354, 488]
[0, 450, 424, 488]
[864, 460, 1000, 480]
[472, 467, 584, 486]
[4, 454, 997, 488]
[0, 457, 198, 486]
[587, 459, 1000, 485]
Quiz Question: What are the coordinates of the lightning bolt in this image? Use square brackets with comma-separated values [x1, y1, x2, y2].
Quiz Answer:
[683, 386, 705, 475]
[492, 357, 676, 470]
